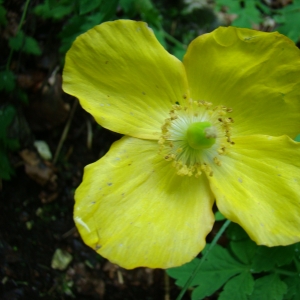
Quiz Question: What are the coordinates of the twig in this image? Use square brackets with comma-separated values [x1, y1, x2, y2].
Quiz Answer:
[53, 99, 78, 164]
[164, 270, 170, 300]
[6, 0, 31, 70]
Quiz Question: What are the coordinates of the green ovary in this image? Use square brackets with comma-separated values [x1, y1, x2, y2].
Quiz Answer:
[186, 122, 216, 150]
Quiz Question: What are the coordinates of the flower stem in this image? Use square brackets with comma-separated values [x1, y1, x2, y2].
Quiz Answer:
[176, 219, 231, 300]
[6, 0, 31, 70]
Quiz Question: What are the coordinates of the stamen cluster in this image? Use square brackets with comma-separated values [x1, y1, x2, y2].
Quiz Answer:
[158, 99, 234, 177]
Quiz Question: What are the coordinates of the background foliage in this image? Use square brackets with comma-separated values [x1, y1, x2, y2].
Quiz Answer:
[1, 0, 300, 299]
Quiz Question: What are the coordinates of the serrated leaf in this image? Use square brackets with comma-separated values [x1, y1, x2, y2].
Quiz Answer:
[167, 257, 200, 286]
[252, 245, 295, 272]
[168, 244, 247, 300]
[219, 271, 254, 300]
[232, 1, 261, 28]
[0, 70, 15, 92]
[230, 239, 257, 265]
[275, 2, 300, 42]
[249, 274, 287, 300]
[216, 0, 262, 28]
[79, 0, 102, 14]
[283, 276, 300, 300]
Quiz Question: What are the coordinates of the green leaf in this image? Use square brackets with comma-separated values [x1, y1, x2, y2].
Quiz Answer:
[34, 0, 74, 20]
[215, 0, 241, 12]
[151, 27, 167, 49]
[98, 0, 119, 22]
[232, 1, 261, 28]
[120, 0, 137, 17]
[249, 274, 287, 300]
[167, 244, 247, 300]
[275, 1, 300, 42]
[59, 15, 88, 53]
[294, 243, 300, 264]
[230, 239, 257, 265]
[23, 36, 42, 55]
[137, 0, 161, 27]
[216, 0, 262, 28]
[0, 147, 14, 180]
[215, 211, 226, 221]
[0, 70, 15, 92]
[0, 2, 7, 25]
[79, 0, 102, 14]
[59, 0, 119, 53]
[8, 31, 41, 55]
[251, 245, 295, 272]
[283, 276, 300, 300]
[295, 134, 300, 142]
[226, 222, 249, 241]
[219, 272, 254, 300]
[171, 45, 186, 61]
[9, 30, 25, 51]
[0, 106, 16, 141]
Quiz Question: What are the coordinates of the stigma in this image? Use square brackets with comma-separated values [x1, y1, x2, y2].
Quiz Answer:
[158, 99, 234, 177]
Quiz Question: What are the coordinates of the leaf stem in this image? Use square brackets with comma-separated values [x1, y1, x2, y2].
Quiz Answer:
[6, 0, 31, 70]
[176, 219, 231, 300]
[163, 30, 187, 49]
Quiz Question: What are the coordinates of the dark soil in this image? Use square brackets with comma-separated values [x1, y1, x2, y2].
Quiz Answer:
[0, 100, 193, 299]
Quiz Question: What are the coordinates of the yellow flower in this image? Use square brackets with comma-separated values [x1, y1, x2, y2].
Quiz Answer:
[63, 20, 300, 269]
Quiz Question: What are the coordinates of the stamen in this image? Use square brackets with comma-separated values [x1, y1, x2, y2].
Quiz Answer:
[158, 100, 234, 177]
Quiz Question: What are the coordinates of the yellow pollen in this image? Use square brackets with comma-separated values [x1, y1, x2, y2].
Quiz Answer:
[158, 100, 234, 177]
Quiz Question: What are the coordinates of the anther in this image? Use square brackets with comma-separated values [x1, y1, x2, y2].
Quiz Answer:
[213, 157, 222, 166]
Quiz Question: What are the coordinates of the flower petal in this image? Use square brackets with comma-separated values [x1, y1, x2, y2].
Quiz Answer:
[74, 137, 214, 269]
[184, 27, 300, 138]
[63, 20, 189, 140]
[208, 135, 300, 246]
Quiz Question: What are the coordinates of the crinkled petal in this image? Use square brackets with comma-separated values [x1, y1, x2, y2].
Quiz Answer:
[208, 135, 300, 246]
[184, 27, 300, 138]
[63, 20, 189, 140]
[74, 137, 214, 269]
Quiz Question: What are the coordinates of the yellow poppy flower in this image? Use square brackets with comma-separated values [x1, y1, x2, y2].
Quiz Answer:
[63, 20, 300, 269]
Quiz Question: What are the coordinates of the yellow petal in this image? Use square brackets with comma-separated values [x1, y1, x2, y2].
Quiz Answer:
[184, 27, 300, 138]
[74, 136, 214, 269]
[63, 20, 189, 140]
[208, 135, 300, 246]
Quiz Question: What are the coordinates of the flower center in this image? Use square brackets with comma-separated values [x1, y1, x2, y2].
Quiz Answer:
[186, 122, 216, 150]
[158, 99, 234, 177]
